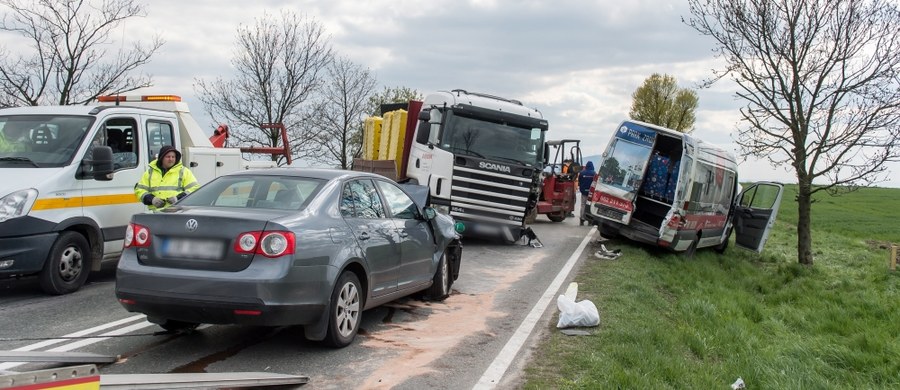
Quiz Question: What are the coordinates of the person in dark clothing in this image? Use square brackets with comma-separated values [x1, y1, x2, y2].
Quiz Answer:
[577, 161, 596, 225]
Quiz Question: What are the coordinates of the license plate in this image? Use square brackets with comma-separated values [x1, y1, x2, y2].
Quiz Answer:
[162, 238, 224, 260]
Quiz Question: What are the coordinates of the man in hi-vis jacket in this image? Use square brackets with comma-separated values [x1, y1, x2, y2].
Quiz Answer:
[135, 145, 200, 210]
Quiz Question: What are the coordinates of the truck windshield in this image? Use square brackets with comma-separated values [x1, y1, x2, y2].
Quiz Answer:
[598, 138, 653, 192]
[0, 115, 94, 168]
[439, 111, 544, 167]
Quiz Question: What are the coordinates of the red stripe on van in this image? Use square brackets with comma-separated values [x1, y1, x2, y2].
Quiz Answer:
[680, 214, 727, 230]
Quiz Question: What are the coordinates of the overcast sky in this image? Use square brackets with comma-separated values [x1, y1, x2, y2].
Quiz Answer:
[11, 0, 900, 187]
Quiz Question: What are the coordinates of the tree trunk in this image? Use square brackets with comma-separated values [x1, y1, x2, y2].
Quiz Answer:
[796, 180, 814, 265]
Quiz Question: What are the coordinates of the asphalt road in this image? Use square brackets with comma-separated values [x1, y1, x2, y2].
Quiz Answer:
[0, 215, 596, 389]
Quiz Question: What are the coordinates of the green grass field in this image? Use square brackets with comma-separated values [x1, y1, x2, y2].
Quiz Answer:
[522, 185, 900, 389]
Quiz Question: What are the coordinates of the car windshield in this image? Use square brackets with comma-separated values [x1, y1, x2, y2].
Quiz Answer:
[438, 111, 545, 167]
[179, 175, 326, 210]
[0, 115, 94, 167]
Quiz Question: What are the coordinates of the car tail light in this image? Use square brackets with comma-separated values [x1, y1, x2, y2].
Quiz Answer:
[234, 230, 296, 258]
[124, 223, 151, 248]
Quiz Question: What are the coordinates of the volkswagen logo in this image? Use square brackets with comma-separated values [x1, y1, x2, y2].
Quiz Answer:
[185, 219, 198, 232]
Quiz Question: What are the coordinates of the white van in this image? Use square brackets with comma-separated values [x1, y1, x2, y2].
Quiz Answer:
[0, 95, 266, 294]
[584, 120, 784, 255]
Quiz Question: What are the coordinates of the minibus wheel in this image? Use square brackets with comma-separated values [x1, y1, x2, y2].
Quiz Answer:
[685, 234, 700, 258]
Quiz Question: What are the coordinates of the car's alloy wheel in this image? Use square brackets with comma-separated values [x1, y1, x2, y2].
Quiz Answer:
[424, 253, 451, 301]
[324, 272, 361, 348]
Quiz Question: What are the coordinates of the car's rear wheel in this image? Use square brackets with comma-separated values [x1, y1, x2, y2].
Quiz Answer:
[324, 272, 362, 348]
[159, 320, 199, 333]
[39, 231, 91, 295]
[424, 253, 451, 301]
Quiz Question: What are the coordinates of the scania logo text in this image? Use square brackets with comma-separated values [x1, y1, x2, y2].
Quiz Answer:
[478, 161, 511, 173]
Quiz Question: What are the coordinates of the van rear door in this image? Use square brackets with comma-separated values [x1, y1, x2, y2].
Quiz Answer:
[732, 182, 783, 252]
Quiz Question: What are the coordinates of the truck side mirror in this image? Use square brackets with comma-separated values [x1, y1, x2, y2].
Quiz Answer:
[427, 108, 442, 145]
[543, 143, 549, 165]
[88, 145, 114, 181]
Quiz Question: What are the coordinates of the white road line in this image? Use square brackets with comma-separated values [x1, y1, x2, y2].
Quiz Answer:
[473, 229, 595, 389]
[46, 321, 155, 352]
[0, 314, 149, 371]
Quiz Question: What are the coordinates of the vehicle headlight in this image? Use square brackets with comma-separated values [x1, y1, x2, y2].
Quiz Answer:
[0, 189, 38, 223]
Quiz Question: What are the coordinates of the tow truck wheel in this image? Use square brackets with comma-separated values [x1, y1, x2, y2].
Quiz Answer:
[39, 231, 91, 295]
[423, 252, 451, 301]
[324, 271, 362, 348]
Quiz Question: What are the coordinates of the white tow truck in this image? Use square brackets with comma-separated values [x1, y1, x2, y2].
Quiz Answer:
[0, 95, 289, 294]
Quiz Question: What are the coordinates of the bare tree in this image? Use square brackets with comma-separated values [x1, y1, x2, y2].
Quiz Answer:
[367, 86, 423, 116]
[306, 56, 376, 169]
[686, 0, 900, 265]
[629, 73, 699, 132]
[0, 0, 162, 106]
[194, 10, 333, 165]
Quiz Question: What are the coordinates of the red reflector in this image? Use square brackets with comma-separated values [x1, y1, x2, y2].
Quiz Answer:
[657, 240, 671, 247]
[119, 298, 136, 305]
[234, 309, 262, 316]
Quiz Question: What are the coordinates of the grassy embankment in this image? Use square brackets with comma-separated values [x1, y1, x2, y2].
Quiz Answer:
[523, 185, 900, 389]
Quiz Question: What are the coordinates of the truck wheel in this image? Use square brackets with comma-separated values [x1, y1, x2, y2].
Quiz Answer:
[423, 253, 451, 301]
[39, 231, 91, 295]
[323, 272, 362, 348]
[548, 212, 566, 222]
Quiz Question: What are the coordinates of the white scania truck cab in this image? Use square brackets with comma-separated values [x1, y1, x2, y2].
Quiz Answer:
[407, 90, 548, 244]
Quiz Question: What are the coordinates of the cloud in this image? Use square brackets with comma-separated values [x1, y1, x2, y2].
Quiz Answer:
[2, 0, 896, 187]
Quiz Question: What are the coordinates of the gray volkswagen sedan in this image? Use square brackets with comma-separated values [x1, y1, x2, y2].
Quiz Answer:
[115, 168, 462, 348]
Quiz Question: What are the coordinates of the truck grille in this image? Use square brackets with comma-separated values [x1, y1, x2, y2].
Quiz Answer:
[450, 165, 532, 226]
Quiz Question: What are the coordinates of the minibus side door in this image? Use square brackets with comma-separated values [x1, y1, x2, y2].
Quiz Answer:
[732, 182, 784, 252]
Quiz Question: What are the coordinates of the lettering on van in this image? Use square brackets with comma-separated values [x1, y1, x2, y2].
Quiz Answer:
[598, 192, 633, 212]
[478, 161, 511, 173]
[616, 123, 656, 147]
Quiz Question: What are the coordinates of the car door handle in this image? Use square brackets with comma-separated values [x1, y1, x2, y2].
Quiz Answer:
[358, 232, 370, 240]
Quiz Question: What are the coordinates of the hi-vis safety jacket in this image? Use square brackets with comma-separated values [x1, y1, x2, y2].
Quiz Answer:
[134, 158, 200, 210]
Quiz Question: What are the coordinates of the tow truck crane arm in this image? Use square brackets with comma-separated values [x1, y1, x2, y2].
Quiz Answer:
[208, 123, 293, 165]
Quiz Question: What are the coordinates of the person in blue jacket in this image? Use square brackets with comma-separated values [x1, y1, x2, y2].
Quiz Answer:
[577, 161, 596, 225]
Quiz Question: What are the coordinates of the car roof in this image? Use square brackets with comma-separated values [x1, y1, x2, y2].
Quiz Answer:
[227, 167, 389, 181]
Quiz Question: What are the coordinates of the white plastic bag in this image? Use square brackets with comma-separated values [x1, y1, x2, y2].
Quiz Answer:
[556, 294, 600, 328]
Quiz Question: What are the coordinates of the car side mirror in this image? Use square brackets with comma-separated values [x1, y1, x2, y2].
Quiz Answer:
[423, 206, 437, 221]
